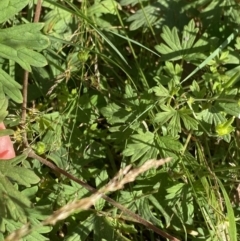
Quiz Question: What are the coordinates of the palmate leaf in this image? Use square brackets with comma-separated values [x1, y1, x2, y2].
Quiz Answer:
[100, 92, 151, 128]
[197, 106, 225, 125]
[155, 105, 198, 136]
[122, 132, 158, 163]
[180, 108, 199, 130]
[1, 218, 50, 241]
[64, 214, 94, 241]
[0, 23, 49, 72]
[0, 155, 40, 222]
[158, 136, 183, 158]
[210, 90, 240, 117]
[155, 19, 209, 62]
[0, 22, 49, 103]
[217, 102, 240, 117]
[88, 0, 120, 16]
[126, 5, 161, 31]
[122, 0, 189, 31]
[101, 103, 133, 124]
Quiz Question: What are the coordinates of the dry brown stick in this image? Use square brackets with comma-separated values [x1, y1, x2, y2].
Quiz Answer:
[21, 71, 29, 147]
[28, 150, 180, 241]
[33, 0, 42, 23]
[5, 157, 177, 241]
[21, 0, 43, 147]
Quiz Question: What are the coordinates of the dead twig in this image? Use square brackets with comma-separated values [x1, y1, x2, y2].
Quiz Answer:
[6, 153, 178, 241]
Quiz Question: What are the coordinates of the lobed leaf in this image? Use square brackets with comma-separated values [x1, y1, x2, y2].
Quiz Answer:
[0, 84, 8, 122]
[0, 23, 49, 72]
[0, 69, 22, 103]
[0, 0, 29, 23]
[122, 132, 156, 163]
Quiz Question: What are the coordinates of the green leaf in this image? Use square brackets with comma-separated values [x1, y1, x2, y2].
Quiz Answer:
[155, 106, 198, 136]
[197, 106, 225, 125]
[65, 214, 94, 241]
[120, 0, 148, 5]
[179, 108, 198, 131]
[0, 84, 8, 122]
[166, 183, 185, 200]
[0, 161, 34, 222]
[155, 19, 204, 62]
[217, 102, 240, 117]
[101, 103, 132, 124]
[122, 132, 155, 163]
[88, 0, 120, 16]
[164, 61, 183, 79]
[154, 105, 175, 124]
[217, 178, 237, 241]
[124, 84, 139, 105]
[0, 129, 14, 137]
[0, 0, 29, 23]
[181, 28, 239, 84]
[0, 23, 49, 72]
[0, 177, 31, 222]
[148, 195, 171, 227]
[158, 136, 183, 157]
[47, 147, 69, 170]
[235, 36, 240, 50]
[95, 170, 108, 211]
[0, 162, 40, 188]
[1, 218, 51, 241]
[0, 69, 22, 103]
[0, 154, 40, 223]
[138, 198, 162, 226]
[94, 215, 126, 241]
[151, 84, 169, 98]
[127, 5, 160, 31]
[222, 71, 240, 90]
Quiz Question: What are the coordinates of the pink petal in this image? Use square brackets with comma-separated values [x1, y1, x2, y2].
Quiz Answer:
[0, 123, 16, 160]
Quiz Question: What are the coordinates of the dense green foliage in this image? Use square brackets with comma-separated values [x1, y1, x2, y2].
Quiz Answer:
[1, 0, 240, 240]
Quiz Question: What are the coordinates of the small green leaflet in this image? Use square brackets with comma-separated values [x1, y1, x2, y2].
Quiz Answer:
[0, 69, 22, 103]
[88, 0, 120, 16]
[127, 5, 160, 31]
[0, 84, 8, 121]
[154, 105, 198, 136]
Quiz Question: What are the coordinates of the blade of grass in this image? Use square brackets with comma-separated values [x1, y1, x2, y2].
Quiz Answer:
[107, 30, 161, 58]
[44, 0, 129, 67]
[181, 28, 239, 84]
[217, 178, 237, 241]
